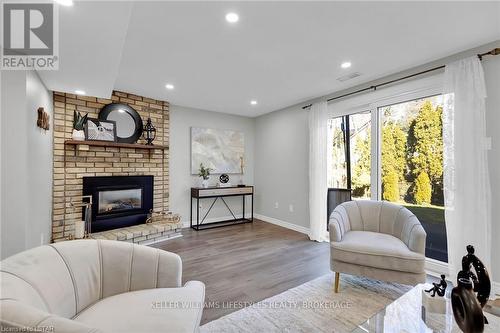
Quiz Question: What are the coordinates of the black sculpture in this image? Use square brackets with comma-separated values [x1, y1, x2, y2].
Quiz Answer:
[456, 245, 491, 308]
[451, 278, 485, 333]
[451, 245, 491, 333]
[425, 274, 447, 297]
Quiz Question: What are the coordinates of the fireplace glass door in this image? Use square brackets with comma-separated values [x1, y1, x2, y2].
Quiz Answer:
[98, 188, 142, 214]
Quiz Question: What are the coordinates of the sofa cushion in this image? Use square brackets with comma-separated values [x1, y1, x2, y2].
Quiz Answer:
[74, 281, 205, 333]
[330, 231, 425, 273]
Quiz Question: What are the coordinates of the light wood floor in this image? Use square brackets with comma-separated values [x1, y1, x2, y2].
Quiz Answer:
[154, 219, 330, 324]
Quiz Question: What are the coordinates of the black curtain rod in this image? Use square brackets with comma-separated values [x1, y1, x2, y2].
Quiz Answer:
[302, 48, 500, 110]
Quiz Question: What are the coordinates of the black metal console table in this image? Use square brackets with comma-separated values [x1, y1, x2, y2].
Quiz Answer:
[190, 186, 254, 230]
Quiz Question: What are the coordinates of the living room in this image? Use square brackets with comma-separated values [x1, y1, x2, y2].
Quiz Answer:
[1, 1, 500, 332]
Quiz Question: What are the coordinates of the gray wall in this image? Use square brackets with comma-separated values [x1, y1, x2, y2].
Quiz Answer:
[0, 71, 53, 259]
[169, 105, 255, 225]
[254, 106, 309, 228]
[26, 71, 53, 249]
[1, 71, 29, 258]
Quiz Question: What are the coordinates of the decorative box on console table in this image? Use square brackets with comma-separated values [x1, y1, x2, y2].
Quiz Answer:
[190, 186, 254, 230]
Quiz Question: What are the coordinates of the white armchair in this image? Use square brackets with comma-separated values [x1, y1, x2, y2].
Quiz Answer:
[0, 240, 205, 332]
[329, 200, 427, 292]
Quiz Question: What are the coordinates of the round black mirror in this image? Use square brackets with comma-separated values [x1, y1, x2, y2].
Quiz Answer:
[99, 103, 143, 143]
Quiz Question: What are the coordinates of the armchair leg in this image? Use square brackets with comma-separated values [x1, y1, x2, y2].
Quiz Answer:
[334, 272, 340, 293]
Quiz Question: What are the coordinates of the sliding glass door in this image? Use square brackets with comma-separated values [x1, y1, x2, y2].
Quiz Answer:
[327, 94, 448, 262]
[379, 96, 447, 262]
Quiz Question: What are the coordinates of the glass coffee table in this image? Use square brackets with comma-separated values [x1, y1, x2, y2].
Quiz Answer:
[352, 283, 500, 332]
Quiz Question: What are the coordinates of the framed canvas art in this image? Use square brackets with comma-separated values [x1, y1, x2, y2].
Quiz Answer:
[191, 127, 244, 174]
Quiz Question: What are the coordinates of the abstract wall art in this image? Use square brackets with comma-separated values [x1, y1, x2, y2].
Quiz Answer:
[191, 127, 244, 174]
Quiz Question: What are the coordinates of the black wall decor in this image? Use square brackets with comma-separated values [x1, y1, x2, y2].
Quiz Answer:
[99, 103, 143, 143]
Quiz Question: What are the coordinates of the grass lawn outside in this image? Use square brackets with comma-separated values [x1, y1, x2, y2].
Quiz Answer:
[402, 203, 445, 225]
[401, 203, 448, 262]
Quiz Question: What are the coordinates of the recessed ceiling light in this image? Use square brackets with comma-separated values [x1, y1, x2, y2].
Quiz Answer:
[250, 100, 258, 105]
[54, 0, 74, 6]
[165, 84, 174, 90]
[75, 90, 85, 95]
[341, 61, 352, 69]
[225, 12, 239, 23]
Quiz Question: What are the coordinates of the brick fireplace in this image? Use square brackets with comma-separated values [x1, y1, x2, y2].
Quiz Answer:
[51, 91, 169, 242]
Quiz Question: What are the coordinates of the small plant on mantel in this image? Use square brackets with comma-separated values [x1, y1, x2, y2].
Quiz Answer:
[72, 111, 88, 141]
[198, 163, 212, 188]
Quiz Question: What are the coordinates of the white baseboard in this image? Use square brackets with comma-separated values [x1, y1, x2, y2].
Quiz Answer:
[181, 214, 310, 236]
[254, 214, 310, 235]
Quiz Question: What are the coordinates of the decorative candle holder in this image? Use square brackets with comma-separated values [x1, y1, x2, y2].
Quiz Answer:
[143, 117, 156, 145]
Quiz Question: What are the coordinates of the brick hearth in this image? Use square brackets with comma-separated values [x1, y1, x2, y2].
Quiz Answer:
[91, 221, 182, 246]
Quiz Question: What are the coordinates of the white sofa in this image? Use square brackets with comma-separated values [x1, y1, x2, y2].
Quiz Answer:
[329, 200, 427, 292]
[0, 239, 205, 333]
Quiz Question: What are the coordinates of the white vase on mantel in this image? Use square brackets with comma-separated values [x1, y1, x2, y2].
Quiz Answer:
[201, 178, 209, 188]
[72, 129, 85, 141]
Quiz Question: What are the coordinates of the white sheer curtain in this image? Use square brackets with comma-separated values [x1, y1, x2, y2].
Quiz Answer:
[308, 101, 328, 241]
[443, 56, 491, 278]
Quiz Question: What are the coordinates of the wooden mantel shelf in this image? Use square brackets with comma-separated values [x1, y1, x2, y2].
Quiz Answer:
[65, 140, 168, 150]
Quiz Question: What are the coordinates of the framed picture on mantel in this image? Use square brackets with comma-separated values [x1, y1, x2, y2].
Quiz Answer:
[191, 127, 244, 174]
[85, 118, 117, 142]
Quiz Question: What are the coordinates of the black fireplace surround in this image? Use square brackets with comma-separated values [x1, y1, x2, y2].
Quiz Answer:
[83, 176, 153, 232]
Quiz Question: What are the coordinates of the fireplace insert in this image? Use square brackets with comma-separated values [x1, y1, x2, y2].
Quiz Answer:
[83, 175, 153, 232]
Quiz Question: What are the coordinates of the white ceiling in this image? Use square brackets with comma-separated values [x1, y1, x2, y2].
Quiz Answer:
[39, 1, 133, 99]
[39, 1, 500, 117]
